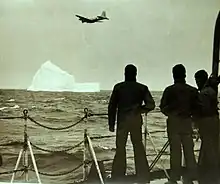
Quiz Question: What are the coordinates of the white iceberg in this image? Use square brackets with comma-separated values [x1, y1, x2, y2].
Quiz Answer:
[27, 61, 100, 92]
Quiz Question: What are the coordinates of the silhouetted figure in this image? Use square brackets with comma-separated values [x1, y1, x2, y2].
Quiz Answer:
[108, 64, 155, 183]
[160, 64, 198, 184]
[194, 70, 219, 184]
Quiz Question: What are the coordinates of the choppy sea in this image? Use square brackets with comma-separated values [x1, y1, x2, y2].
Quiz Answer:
[0, 89, 202, 184]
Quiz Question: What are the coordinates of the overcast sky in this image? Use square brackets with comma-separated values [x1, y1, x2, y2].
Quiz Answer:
[0, 0, 219, 90]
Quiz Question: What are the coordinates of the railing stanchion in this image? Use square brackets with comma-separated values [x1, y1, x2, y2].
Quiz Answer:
[83, 108, 89, 181]
[87, 134, 105, 184]
[10, 109, 42, 184]
[147, 130, 170, 179]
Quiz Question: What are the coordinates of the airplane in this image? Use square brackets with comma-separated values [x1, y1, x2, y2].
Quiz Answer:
[75, 11, 109, 23]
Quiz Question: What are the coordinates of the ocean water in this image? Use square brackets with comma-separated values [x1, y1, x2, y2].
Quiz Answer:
[0, 90, 201, 184]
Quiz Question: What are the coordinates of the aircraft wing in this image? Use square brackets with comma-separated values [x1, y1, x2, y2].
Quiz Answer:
[75, 15, 91, 22]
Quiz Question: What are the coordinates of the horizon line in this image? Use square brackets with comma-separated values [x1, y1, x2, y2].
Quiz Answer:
[0, 88, 164, 92]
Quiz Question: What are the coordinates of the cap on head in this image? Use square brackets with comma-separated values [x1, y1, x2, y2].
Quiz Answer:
[124, 64, 137, 81]
[172, 64, 186, 79]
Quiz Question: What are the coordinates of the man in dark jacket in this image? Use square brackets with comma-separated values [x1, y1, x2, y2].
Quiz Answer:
[108, 64, 155, 183]
[194, 70, 219, 184]
[160, 64, 198, 184]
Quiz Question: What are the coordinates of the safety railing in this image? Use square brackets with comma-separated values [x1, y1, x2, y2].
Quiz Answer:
[0, 108, 201, 184]
[0, 109, 87, 184]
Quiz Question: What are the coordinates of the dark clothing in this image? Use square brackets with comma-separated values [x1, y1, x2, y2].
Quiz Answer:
[196, 86, 219, 184]
[108, 81, 155, 129]
[111, 122, 150, 181]
[160, 80, 198, 119]
[197, 86, 219, 118]
[167, 117, 197, 181]
[108, 81, 155, 181]
[197, 117, 219, 184]
[160, 81, 198, 182]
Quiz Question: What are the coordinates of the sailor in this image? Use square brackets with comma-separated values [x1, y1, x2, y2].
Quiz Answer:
[159, 64, 198, 184]
[194, 70, 219, 184]
[108, 64, 155, 183]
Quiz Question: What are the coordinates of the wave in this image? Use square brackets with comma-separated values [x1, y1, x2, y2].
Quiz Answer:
[44, 97, 66, 103]
[50, 108, 65, 112]
[28, 106, 66, 113]
[0, 90, 168, 183]
[0, 140, 23, 147]
[0, 105, 20, 111]
[6, 99, 15, 102]
[33, 97, 66, 103]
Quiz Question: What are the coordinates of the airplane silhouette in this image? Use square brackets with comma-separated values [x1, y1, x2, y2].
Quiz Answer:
[75, 11, 109, 23]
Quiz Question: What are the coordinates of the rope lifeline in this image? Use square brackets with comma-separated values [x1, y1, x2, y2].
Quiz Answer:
[29, 163, 83, 176]
[28, 116, 86, 130]
[0, 116, 24, 120]
[0, 168, 25, 175]
[30, 141, 84, 153]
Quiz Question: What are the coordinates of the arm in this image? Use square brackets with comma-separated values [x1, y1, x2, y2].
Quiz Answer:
[191, 89, 200, 128]
[108, 85, 118, 131]
[159, 88, 170, 116]
[141, 86, 155, 114]
[198, 87, 216, 113]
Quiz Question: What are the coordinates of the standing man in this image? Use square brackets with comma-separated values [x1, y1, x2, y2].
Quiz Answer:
[194, 70, 219, 184]
[108, 64, 155, 183]
[159, 64, 198, 184]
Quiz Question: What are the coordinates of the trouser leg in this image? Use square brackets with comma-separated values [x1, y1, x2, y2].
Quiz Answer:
[197, 138, 205, 184]
[198, 134, 219, 184]
[198, 116, 220, 184]
[168, 133, 182, 182]
[130, 125, 150, 182]
[181, 134, 197, 181]
[111, 127, 128, 179]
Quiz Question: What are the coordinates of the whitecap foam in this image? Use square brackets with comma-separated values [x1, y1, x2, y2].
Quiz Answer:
[7, 99, 15, 102]
[54, 97, 65, 101]
[0, 107, 8, 111]
[0, 105, 20, 111]
[11, 105, 19, 109]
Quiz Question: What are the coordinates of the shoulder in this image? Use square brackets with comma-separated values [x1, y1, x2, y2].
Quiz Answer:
[186, 84, 197, 90]
[112, 82, 124, 90]
[185, 84, 198, 93]
[201, 86, 216, 96]
[137, 82, 148, 88]
[136, 82, 151, 92]
[163, 85, 174, 93]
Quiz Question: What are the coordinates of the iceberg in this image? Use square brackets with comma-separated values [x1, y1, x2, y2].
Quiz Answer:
[27, 61, 100, 92]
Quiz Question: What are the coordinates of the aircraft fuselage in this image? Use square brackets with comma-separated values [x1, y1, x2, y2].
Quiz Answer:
[83, 18, 101, 23]
[81, 18, 106, 23]
[75, 13, 109, 24]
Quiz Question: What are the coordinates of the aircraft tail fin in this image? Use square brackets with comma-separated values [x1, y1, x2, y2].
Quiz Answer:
[100, 11, 107, 18]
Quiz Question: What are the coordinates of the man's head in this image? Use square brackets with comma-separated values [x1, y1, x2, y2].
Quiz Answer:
[172, 64, 186, 80]
[124, 64, 137, 81]
[194, 70, 208, 90]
